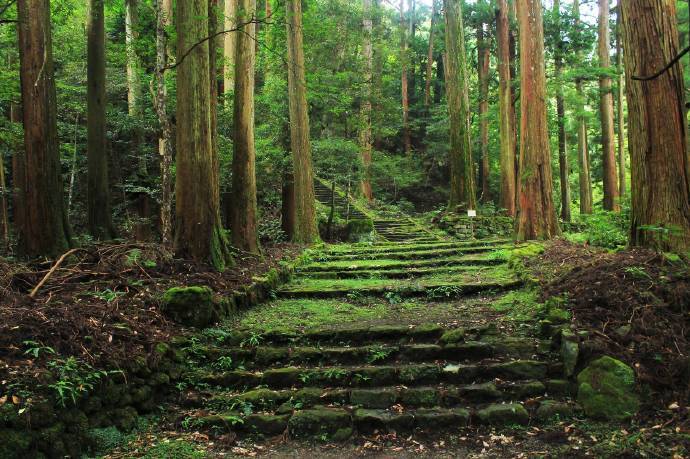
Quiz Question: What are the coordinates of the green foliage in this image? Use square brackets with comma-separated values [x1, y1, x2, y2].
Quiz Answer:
[46, 356, 120, 407]
[567, 211, 629, 249]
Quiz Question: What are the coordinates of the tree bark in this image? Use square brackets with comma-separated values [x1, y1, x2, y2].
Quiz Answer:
[87, 0, 116, 240]
[224, 0, 237, 97]
[154, 0, 174, 247]
[443, 0, 476, 211]
[616, 5, 626, 197]
[423, 0, 436, 108]
[400, 0, 412, 154]
[232, 0, 260, 253]
[0, 141, 8, 250]
[574, 0, 593, 215]
[360, 0, 374, 201]
[515, 0, 560, 240]
[620, 0, 690, 251]
[16, 0, 71, 257]
[478, 22, 490, 204]
[598, 0, 619, 211]
[553, 0, 571, 222]
[175, 0, 232, 268]
[496, 0, 515, 216]
[286, 0, 319, 243]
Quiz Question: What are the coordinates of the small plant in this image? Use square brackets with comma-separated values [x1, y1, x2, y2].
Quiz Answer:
[212, 356, 234, 371]
[367, 346, 392, 364]
[324, 368, 347, 380]
[89, 288, 126, 303]
[384, 291, 403, 305]
[240, 332, 263, 348]
[299, 372, 313, 384]
[46, 357, 120, 407]
[23, 340, 56, 359]
[352, 373, 371, 384]
[426, 285, 461, 299]
[624, 266, 652, 281]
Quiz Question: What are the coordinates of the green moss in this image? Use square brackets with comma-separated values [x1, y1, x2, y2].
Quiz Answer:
[491, 289, 544, 321]
[577, 356, 639, 421]
[0, 429, 32, 458]
[161, 286, 219, 328]
[139, 439, 206, 458]
[439, 328, 465, 344]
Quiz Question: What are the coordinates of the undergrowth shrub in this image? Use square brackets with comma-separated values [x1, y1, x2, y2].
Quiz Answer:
[566, 208, 630, 249]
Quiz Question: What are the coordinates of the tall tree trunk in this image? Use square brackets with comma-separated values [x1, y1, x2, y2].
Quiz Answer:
[0, 138, 8, 250]
[232, 0, 260, 253]
[515, 0, 560, 240]
[224, 0, 237, 97]
[574, 0, 593, 214]
[87, 0, 116, 239]
[598, 0, 619, 211]
[175, 0, 232, 268]
[209, 0, 220, 167]
[407, 0, 416, 109]
[478, 22, 490, 204]
[553, 0, 571, 222]
[126, 0, 151, 240]
[620, 0, 690, 251]
[423, 0, 435, 108]
[286, 0, 319, 243]
[443, 0, 476, 211]
[496, 0, 515, 216]
[281, 171, 295, 240]
[433, 49, 444, 105]
[16, 0, 71, 257]
[400, 0, 412, 154]
[616, 5, 626, 197]
[360, 0, 374, 201]
[155, 0, 174, 247]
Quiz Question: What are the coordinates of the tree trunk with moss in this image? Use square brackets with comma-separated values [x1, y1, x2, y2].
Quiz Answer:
[424, 0, 436, 108]
[574, 0, 593, 215]
[286, 0, 319, 243]
[496, 0, 515, 216]
[616, 5, 626, 197]
[515, 0, 560, 240]
[232, 0, 260, 253]
[400, 0, 411, 155]
[620, 0, 690, 251]
[598, 0, 619, 211]
[554, 0, 571, 222]
[87, 0, 116, 240]
[175, 0, 232, 268]
[360, 0, 374, 201]
[224, 0, 237, 97]
[16, 0, 71, 257]
[443, 0, 476, 211]
[478, 22, 490, 204]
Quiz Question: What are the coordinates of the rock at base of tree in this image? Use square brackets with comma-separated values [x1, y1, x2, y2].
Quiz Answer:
[161, 286, 219, 328]
[577, 356, 639, 421]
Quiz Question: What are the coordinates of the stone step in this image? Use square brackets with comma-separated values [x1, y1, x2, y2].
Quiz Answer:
[194, 338, 546, 369]
[197, 359, 551, 390]
[298, 254, 505, 272]
[305, 265, 486, 279]
[194, 398, 577, 439]
[201, 379, 572, 414]
[322, 239, 510, 256]
[209, 323, 519, 347]
[322, 244, 512, 261]
[277, 277, 522, 299]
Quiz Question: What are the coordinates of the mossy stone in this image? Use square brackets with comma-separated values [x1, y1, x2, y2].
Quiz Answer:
[353, 409, 414, 432]
[414, 408, 470, 428]
[546, 308, 571, 324]
[560, 330, 579, 377]
[458, 382, 502, 402]
[477, 403, 529, 425]
[509, 381, 546, 398]
[161, 286, 220, 328]
[439, 328, 465, 345]
[350, 388, 396, 408]
[263, 367, 302, 387]
[112, 407, 139, 432]
[150, 372, 170, 386]
[131, 385, 153, 404]
[238, 389, 284, 408]
[410, 323, 444, 339]
[398, 388, 438, 407]
[330, 427, 353, 441]
[255, 347, 290, 366]
[535, 400, 575, 421]
[399, 365, 440, 384]
[243, 414, 289, 435]
[288, 408, 351, 439]
[577, 356, 639, 421]
[0, 429, 32, 458]
[494, 360, 547, 380]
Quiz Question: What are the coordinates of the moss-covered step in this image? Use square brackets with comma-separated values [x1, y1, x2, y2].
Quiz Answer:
[204, 380, 553, 413]
[277, 274, 522, 299]
[321, 239, 512, 255]
[198, 359, 549, 390]
[298, 253, 506, 273]
[321, 244, 515, 261]
[305, 264, 487, 280]
[191, 338, 544, 369]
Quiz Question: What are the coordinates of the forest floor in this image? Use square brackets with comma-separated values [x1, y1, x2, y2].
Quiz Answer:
[1, 224, 689, 458]
[101, 232, 688, 458]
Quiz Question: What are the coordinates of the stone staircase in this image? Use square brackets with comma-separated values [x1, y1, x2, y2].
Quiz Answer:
[313, 180, 368, 221]
[180, 236, 575, 443]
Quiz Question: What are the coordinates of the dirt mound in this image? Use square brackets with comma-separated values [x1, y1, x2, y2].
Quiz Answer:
[537, 240, 690, 403]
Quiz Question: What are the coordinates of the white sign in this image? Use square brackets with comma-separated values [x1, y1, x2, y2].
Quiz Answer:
[467, 210, 477, 217]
